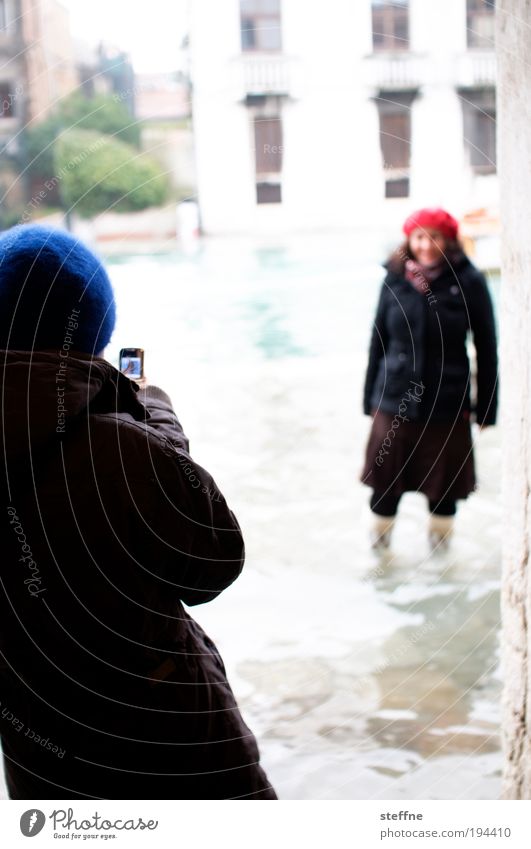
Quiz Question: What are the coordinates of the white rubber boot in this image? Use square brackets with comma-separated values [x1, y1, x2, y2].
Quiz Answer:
[370, 515, 395, 551]
[428, 515, 454, 552]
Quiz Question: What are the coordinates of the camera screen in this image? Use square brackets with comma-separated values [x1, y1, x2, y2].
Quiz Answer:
[121, 357, 142, 379]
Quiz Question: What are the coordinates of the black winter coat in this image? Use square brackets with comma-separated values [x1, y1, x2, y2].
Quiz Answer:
[0, 350, 276, 800]
[363, 254, 498, 425]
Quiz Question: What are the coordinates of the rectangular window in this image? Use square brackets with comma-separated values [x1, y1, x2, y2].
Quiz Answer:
[256, 182, 282, 203]
[372, 0, 409, 52]
[241, 0, 282, 52]
[376, 91, 415, 197]
[467, 0, 496, 49]
[254, 113, 282, 203]
[0, 82, 15, 118]
[460, 88, 496, 173]
[385, 178, 409, 198]
[472, 109, 496, 170]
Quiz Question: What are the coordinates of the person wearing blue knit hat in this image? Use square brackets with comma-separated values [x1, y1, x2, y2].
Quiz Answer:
[0, 224, 116, 354]
[0, 225, 276, 801]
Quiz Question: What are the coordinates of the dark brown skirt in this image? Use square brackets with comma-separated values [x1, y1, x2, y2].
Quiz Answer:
[361, 411, 476, 501]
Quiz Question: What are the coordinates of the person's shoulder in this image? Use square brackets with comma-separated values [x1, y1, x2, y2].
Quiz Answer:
[452, 253, 486, 286]
[380, 264, 404, 288]
[90, 410, 182, 465]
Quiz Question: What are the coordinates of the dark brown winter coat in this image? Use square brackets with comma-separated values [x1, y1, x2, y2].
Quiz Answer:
[0, 350, 276, 800]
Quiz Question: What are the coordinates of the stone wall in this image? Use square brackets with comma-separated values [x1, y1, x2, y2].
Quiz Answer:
[499, 0, 531, 799]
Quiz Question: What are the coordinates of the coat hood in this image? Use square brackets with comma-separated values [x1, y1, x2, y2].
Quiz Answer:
[0, 349, 148, 462]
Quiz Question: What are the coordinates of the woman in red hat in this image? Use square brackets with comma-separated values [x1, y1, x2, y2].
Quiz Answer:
[361, 207, 498, 551]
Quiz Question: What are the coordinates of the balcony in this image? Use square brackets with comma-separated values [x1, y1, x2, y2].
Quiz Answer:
[362, 53, 426, 92]
[233, 54, 293, 99]
[455, 51, 496, 88]
[363, 50, 496, 94]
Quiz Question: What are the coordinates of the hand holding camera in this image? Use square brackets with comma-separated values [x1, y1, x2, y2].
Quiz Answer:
[120, 347, 147, 388]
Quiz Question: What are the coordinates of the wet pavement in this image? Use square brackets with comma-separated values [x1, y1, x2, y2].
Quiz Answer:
[0, 233, 502, 799]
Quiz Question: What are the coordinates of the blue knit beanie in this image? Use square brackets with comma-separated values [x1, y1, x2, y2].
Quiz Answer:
[0, 224, 116, 354]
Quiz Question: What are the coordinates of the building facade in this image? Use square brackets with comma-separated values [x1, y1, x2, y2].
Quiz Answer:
[0, 0, 77, 212]
[0, 0, 77, 137]
[189, 0, 497, 236]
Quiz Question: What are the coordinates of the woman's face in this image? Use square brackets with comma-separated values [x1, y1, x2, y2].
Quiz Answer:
[409, 228, 447, 265]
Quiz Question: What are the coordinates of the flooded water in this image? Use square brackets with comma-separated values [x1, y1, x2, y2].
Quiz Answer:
[0, 233, 502, 799]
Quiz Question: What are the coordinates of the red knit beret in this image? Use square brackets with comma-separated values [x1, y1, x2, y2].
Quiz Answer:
[403, 207, 459, 241]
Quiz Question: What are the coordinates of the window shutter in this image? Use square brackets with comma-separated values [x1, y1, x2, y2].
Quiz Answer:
[254, 117, 283, 174]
